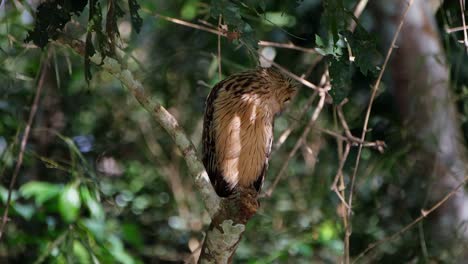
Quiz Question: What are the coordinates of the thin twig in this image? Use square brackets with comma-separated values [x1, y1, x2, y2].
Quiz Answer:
[331, 143, 351, 194]
[333, 109, 350, 263]
[261, 54, 323, 91]
[446, 25, 468, 33]
[154, 13, 226, 36]
[459, 0, 468, 52]
[0, 53, 49, 240]
[314, 127, 385, 151]
[34, 229, 69, 264]
[154, 13, 317, 54]
[331, 143, 351, 210]
[258, 40, 317, 53]
[264, 92, 326, 197]
[301, 55, 324, 79]
[274, 93, 317, 151]
[239, 39, 325, 92]
[346, 1, 414, 262]
[352, 174, 468, 263]
[151, 12, 324, 92]
[344, 37, 355, 62]
[348, 0, 414, 214]
[337, 99, 360, 142]
[349, 0, 369, 32]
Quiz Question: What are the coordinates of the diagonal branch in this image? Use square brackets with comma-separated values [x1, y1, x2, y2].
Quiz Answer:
[264, 92, 327, 197]
[56, 36, 220, 217]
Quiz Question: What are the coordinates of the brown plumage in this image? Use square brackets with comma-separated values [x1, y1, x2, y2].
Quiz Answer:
[202, 67, 297, 197]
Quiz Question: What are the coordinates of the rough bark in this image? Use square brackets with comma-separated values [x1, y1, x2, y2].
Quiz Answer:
[377, 0, 468, 258]
[199, 188, 258, 263]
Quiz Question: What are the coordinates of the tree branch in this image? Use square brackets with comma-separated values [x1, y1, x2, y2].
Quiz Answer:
[0, 52, 49, 240]
[56, 36, 220, 217]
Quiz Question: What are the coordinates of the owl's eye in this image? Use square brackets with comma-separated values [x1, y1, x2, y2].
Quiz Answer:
[283, 97, 291, 104]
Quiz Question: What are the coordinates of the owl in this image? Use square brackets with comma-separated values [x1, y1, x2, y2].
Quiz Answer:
[202, 67, 297, 197]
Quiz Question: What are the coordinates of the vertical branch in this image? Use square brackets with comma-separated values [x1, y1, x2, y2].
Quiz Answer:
[344, 1, 413, 262]
[265, 92, 326, 197]
[0, 52, 50, 240]
[348, 0, 414, 212]
[274, 93, 318, 151]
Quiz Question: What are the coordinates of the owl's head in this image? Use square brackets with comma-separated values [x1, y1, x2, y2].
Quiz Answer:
[259, 67, 298, 114]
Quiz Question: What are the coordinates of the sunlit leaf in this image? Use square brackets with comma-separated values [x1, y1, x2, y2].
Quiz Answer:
[20, 181, 62, 206]
[263, 12, 296, 27]
[59, 184, 81, 222]
[181, 0, 198, 20]
[73, 240, 91, 264]
[108, 235, 137, 264]
[81, 186, 105, 220]
[81, 218, 106, 241]
[13, 203, 35, 220]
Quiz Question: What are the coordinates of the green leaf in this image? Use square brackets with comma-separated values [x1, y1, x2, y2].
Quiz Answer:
[210, 0, 258, 49]
[259, 0, 266, 11]
[73, 240, 91, 264]
[212, 1, 243, 27]
[105, 0, 125, 52]
[315, 34, 343, 58]
[13, 203, 35, 220]
[108, 235, 137, 264]
[320, 0, 347, 43]
[329, 56, 352, 104]
[81, 186, 104, 220]
[81, 218, 106, 241]
[342, 28, 380, 76]
[128, 0, 143, 33]
[318, 221, 337, 242]
[263, 12, 297, 28]
[20, 181, 62, 206]
[181, 0, 198, 20]
[315, 34, 324, 47]
[244, 0, 266, 12]
[0, 185, 18, 203]
[122, 223, 143, 247]
[59, 185, 82, 222]
[25, 0, 88, 48]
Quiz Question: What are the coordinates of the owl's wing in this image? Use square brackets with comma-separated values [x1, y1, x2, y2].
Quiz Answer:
[253, 123, 273, 193]
[202, 81, 233, 197]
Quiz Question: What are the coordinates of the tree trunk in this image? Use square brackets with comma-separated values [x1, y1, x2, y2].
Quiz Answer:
[377, 0, 468, 259]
